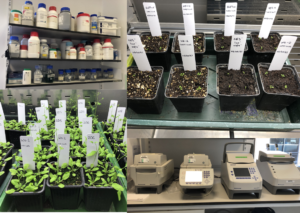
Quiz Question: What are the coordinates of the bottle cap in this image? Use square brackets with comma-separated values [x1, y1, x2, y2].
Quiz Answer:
[91, 69, 97, 72]
[41, 39, 47, 43]
[72, 16, 75, 19]
[66, 69, 71, 73]
[30, 31, 39, 37]
[80, 48, 85, 51]
[79, 69, 85, 73]
[90, 14, 97, 17]
[22, 34, 30, 39]
[61, 7, 70, 12]
[77, 13, 90, 18]
[10, 36, 19, 41]
[20, 45, 28, 50]
[49, 6, 56, 11]
[38, 3, 46, 9]
[104, 38, 111, 43]
[47, 65, 53, 69]
[35, 65, 41, 69]
[107, 68, 113, 71]
[25, 1, 33, 5]
[93, 39, 100, 43]
[11, 10, 22, 14]
[58, 70, 64, 75]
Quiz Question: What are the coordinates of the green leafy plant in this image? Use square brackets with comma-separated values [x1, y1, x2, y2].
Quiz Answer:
[179, 86, 183, 90]
[4, 120, 28, 131]
[281, 74, 285, 78]
[228, 85, 231, 88]
[285, 85, 288, 89]
[270, 85, 274, 89]
[265, 71, 268, 75]
[180, 73, 184, 77]
[198, 46, 201, 50]
[245, 86, 247, 89]
[196, 86, 202, 91]
[242, 71, 245, 74]
[221, 46, 224, 49]
[261, 46, 263, 50]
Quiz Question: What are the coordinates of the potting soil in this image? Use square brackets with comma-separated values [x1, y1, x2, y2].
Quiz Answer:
[174, 34, 204, 53]
[49, 168, 82, 186]
[215, 33, 232, 51]
[252, 34, 280, 52]
[141, 33, 169, 52]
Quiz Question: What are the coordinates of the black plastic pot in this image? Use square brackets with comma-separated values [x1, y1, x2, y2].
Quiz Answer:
[6, 129, 27, 149]
[255, 63, 300, 111]
[217, 64, 260, 111]
[47, 166, 84, 210]
[165, 64, 209, 112]
[6, 175, 46, 212]
[248, 32, 281, 72]
[5, 130, 10, 142]
[127, 66, 165, 114]
[0, 144, 14, 188]
[214, 31, 248, 64]
[140, 31, 171, 71]
[171, 32, 206, 64]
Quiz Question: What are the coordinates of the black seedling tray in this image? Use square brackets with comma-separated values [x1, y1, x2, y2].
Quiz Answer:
[0, 145, 14, 188]
[6, 129, 27, 149]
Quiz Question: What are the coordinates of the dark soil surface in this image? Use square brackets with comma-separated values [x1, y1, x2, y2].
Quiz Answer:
[49, 168, 82, 186]
[174, 34, 204, 53]
[141, 33, 169, 52]
[215, 33, 233, 51]
[166, 66, 208, 98]
[252, 33, 280, 52]
[127, 67, 163, 99]
[219, 67, 257, 95]
[260, 67, 300, 95]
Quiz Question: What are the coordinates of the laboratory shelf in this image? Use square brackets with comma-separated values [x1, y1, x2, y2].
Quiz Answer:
[8, 58, 121, 62]
[9, 23, 121, 40]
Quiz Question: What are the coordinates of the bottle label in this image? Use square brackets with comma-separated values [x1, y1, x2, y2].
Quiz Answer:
[41, 46, 48, 55]
[83, 19, 90, 26]
[58, 16, 63, 25]
[91, 21, 97, 29]
[79, 53, 86, 59]
[79, 76, 85, 80]
[23, 10, 33, 21]
[70, 52, 76, 58]
[38, 11, 47, 23]
[86, 48, 93, 56]
[10, 44, 20, 53]
[50, 51, 57, 58]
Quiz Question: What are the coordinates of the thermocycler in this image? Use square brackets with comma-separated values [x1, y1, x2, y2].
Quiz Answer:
[130, 153, 174, 194]
[221, 142, 262, 199]
[179, 154, 214, 193]
[257, 149, 300, 194]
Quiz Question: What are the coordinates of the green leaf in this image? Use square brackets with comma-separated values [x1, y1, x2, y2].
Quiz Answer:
[87, 151, 97, 157]
[50, 175, 57, 183]
[6, 189, 15, 194]
[117, 190, 122, 201]
[58, 183, 65, 188]
[37, 162, 42, 170]
[0, 171, 4, 176]
[96, 171, 103, 177]
[117, 173, 125, 178]
[112, 183, 124, 192]
[62, 172, 70, 180]
[24, 164, 29, 170]
[26, 176, 35, 183]
[9, 169, 17, 175]
[24, 185, 38, 192]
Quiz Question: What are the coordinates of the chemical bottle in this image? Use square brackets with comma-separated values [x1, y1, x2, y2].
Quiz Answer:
[22, 1, 34, 26]
[90, 69, 97, 80]
[20, 45, 28, 58]
[85, 41, 93, 60]
[58, 69, 64, 82]
[79, 48, 86, 60]
[60, 39, 71, 59]
[90, 14, 98, 33]
[36, 3, 48, 28]
[40, 39, 49, 58]
[65, 41, 73, 59]
[93, 39, 102, 60]
[34, 65, 43, 84]
[71, 16, 75, 31]
[65, 69, 72, 82]
[21, 34, 30, 46]
[48, 6, 58, 29]
[69, 47, 77, 59]
[28, 31, 40, 58]
[9, 36, 20, 58]
[58, 7, 71, 30]
[103, 38, 113, 60]
[79, 69, 86, 81]
[46, 65, 55, 83]
[50, 39, 58, 49]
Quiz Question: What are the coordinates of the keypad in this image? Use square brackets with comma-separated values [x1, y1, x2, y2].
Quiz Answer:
[203, 171, 210, 178]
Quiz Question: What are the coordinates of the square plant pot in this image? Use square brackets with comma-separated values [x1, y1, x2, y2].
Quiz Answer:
[127, 66, 165, 114]
[0, 144, 14, 188]
[256, 63, 300, 111]
[6, 129, 27, 149]
[165, 64, 209, 112]
[140, 31, 171, 71]
[216, 64, 260, 111]
[171, 32, 206, 64]
[214, 31, 248, 64]
[248, 32, 281, 72]
[47, 166, 84, 210]
[6, 176, 46, 212]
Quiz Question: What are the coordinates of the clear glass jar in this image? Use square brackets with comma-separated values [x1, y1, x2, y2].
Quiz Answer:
[90, 69, 97, 80]
[58, 69, 64, 82]
[96, 68, 102, 78]
[71, 68, 77, 80]
[103, 70, 108, 78]
[85, 69, 91, 79]
[9, 36, 20, 58]
[46, 65, 55, 83]
[79, 69, 86, 81]
[65, 69, 72, 82]
[34, 65, 43, 84]
[107, 68, 114, 79]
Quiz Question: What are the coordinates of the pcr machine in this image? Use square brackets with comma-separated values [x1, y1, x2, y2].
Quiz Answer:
[179, 154, 214, 193]
[130, 153, 174, 194]
[257, 144, 300, 194]
[221, 143, 262, 199]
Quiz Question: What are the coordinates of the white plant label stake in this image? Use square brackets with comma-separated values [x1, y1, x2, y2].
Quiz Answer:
[18, 103, 26, 124]
[113, 107, 126, 132]
[228, 34, 247, 70]
[0, 103, 5, 120]
[29, 123, 41, 147]
[107, 100, 118, 123]
[20, 136, 35, 170]
[59, 100, 66, 110]
[0, 120, 6, 142]
[123, 121, 127, 145]
[143, 2, 162, 36]
[127, 35, 152, 71]
[78, 99, 85, 110]
[182, 3, 195, 36]
[258, 3, 279, 39]
[82, 117, 92, 144]
[178, 35, 196, 71]
[35, 107, 48, 131]
[86, 133, 100, 167]
[55, 108, 66, 120]
[55, 117, 65, 143]
[269, 36, 297, 71]
[78, 108, 87, 128]
[40, 100, 50, 120]
[224, 3, 237, 36]
[57, 134, 70, 167]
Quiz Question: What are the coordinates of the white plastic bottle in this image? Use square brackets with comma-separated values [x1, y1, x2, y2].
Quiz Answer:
[65, 41, 73, 59]
[22, 69, 32, 84]
[77, 43, 84, 58]
[48, 6, 58, 29]
[50, 39, 58, 49]
[36, 3, 48, 28]
[78, 48, 86, 59]
[60, 39, 71, 59]
[90, 14, 97, 33]
[77, 13, 90, 33]
[40, 39, 49, 58]
[85, 41, 93, 60]
[69, 47, 77, 59]
[22, 1, 34, 26]
[71, 16, 75, 31]
[28, 31, 40, 58]
[20, 45, 28, 58]
[102, 38, 113, 60]
[93, 39, 102, 60]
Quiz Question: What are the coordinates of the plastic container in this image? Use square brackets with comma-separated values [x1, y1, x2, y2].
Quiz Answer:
[6, 130, 26, 149]
[103, 38, 113, 60]
[46, 65, 55, 83]
[71, 16, 75, 31]
[77, 13, 90, 33]
[21, 34, 29, 46]
[58, 7, 71, 30]
[9, 36, 20, 58]
[48, 6, 58, 29]
[214, 31, 248, 64]
[256, 63, 300, 111]
[79, 69, 86, 81]
[34, 12, 36, 25]
[78, 48, 86, 60]
[90, 14, 98, 33]
[58, 69, 64, 82]
[65, 41, 73, 59]
[98, 16, 118, 35]
[69, 47, 77, 59]
[10, 10, 22, 24]
[85, 41, 93, 60]
[108, 68, 114, 79]
[172, 32, 206, 64]
[50, 39, 58, 49]
[90, 69, 97, 80]
[22, 1, 34, 26]
[20, 45, 28, 58]
[71, 68, 78, 80]
[34, 65, 43, 84]
[96, 68, 102, 78]
[85, 69, 91, 79]
[77, 43, 84, 58]
[47, 166, 84, 210]
[216, 64, 260, 111]
[93, 39, 102, 60]
[140, 31, 171, 71]
[65, 69, 72, 82]
[127, 66, 165, 114]
[165, 64, 209, 112]
[22, 69, 31, 84]
[36, 3, 47, 28]
[0, 145, 14, 188]
[103, 70, 108, 78]
[60, 39, 71, 59]
[28, 31, 40, 58]
[49, 48, 57, 59]
[40, 39, 49, 58]
[56, 48, 61, 59]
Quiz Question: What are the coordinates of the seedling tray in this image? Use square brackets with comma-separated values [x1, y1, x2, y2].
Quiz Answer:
[6, 129, 27, 149]
[0, 145, 14, 188]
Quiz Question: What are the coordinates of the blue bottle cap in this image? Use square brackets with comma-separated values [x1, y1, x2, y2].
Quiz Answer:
[38, 3, 46, 9]
[107, 68, 113, 71]
[34, 12, 36, 15]
[10, 36, 19, 41]
[35, 65, 41, 69]
[47, 65, 53, 69]
[91, 69, 97, 73]
[66, 41, 73, 46]
[72, 16, 75, 19]
[58, 70, 64, 75]
[90, 14, 97, 17]
[79, 69, 85, 73]
[86, 69, 91, 72]
[66, 69, 71, 73]
[96, 68, 101, 71]
[61, 7, 70, 12]
[25, 1, 33, 5]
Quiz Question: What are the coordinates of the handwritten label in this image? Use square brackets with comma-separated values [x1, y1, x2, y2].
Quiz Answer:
[182, 3, 195, 36]
[228, 34, 247, 70]
[86, 133, 100, 167]
[258, 3, 279, 39]
[82, 117, 92, 144]
[29, 123, 40, 147]
[55, 117, 65, 143]
[0, 120, 6, 142]
[269, 36, 297, 71]
[59, 100, 66, 110]
[55, 108, 66, 120]
[0, 103, 5, 120]
[78, 99, 85, 109]
[113, 107, 126, 132]
[127, 35, 152, 71]
[224, 3, 237, 36]
[20, 136, 35, 170]
[18, 103, 26, 124]
[107, 100, 118, 123]
[78, 108, 87, 128]
[143, 2, 162, 36]
[178, 35, 196, 71]
[40, 100, 50, 120]
[123, 121, 127, 145]
[57, 134, 70, 167]
[35, 107, 48, 131]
